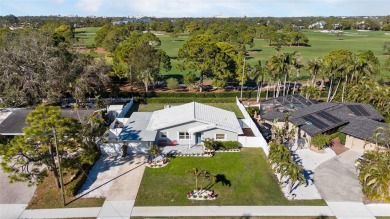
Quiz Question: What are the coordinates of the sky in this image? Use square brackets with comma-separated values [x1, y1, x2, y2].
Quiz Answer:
[0, 0, 389, 17]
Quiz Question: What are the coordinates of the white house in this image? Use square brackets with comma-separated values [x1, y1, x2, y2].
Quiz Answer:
[103, 102, 244, 154]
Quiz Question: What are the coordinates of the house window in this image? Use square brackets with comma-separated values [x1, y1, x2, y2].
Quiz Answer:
[160, 132, 168, 138]
[215, 134, 226, 140]
[179, 132, 190, 139]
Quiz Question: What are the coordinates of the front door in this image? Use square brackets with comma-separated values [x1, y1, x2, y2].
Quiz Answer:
[195, 133, 202, 145]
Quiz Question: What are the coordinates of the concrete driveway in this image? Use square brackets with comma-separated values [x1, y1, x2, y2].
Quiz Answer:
[0, 159, 36, 219]
[314, 150, 363, 201]
[0, 160, 36, 204]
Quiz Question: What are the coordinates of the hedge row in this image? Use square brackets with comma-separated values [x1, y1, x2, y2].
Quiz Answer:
[153, 91, 256, 98]
[97, 91, 258, 99]
[146, 97, 236, 103]
[64, 152, 100, 196]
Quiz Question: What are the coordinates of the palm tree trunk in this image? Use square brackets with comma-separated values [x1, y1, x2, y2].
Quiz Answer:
[266, 81, 269, 100]
[283, 74, 287, 96]
[293, 81, 296, 94]
[312, 74, 316, 85]
[330, 78, 342, 102]
[342, 74, 348, 103]
[327, 77, 333, 102]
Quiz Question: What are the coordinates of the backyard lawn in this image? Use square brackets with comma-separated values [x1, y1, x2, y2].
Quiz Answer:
[138, 102, 244, 119]
[135, 148, 326, 206]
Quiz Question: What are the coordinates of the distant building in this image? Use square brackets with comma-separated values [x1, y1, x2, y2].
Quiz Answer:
[112, 17, 152, 25]
[308, 21, 326, 29]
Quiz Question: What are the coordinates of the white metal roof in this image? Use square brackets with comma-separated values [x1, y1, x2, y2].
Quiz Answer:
[107, 105, 123, 112]
[118, 112, 157, 141]
[147, 102, 243, 134]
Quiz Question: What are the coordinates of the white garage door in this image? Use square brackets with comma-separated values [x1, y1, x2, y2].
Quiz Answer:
[100, 142, 151, 155]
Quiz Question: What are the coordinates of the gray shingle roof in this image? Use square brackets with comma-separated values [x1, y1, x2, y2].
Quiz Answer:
[341, 118, 389, 142]
[0, 108, 100, 135]
[262, 110, 286, 121]
[289, 102, 384, 136]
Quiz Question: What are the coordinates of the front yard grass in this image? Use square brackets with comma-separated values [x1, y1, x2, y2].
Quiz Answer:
[27, 173, 105, 209]
[135, 148, 326, 206]
[138, 102, 244, 119]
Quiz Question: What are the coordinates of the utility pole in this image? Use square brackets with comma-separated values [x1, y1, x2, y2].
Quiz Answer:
[52, 127, 66, 207]
[240, 56, 246, 100]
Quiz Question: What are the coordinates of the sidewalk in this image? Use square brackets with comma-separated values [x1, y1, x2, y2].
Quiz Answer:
[9, 203, 390, 218]
[131, 206, 334, 217]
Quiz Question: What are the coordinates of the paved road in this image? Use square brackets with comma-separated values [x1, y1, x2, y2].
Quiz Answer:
[314, 149, 363, 201]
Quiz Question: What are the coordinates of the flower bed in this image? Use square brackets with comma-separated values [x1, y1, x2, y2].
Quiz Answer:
[146, 158, 169, 168]
[186, 190, 218, 200]
[172, 152, 214, 157]
[215, 149, 241, 152]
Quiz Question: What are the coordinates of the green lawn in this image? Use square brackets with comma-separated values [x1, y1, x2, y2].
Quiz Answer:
[73, 28, 390, 78]
[28, 173, 104, 209]
[135, 148, 326, 206]
[156, 30, 390, 79]
[138, 102, 244, 119]
[74, 27, 100, 48]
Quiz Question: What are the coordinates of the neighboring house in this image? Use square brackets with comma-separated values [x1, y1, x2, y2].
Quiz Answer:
[0, 108, 101, 137]
[260, 95, 386, 151]
[260, 94, 318, 129]
[308, 21, 326, 29]
[340, 118, 389, 153]
[106, 102, 244, 154]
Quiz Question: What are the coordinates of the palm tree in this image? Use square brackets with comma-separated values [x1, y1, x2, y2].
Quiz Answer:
[199, 170, 216, 191]
[357, 149, 389, 202]
[306, 58, 323, 85]
[267, 51, 302, 97]
[147, 145, 161, 164]
[186, 168, 205, 192]
[285, 162, 306, 194]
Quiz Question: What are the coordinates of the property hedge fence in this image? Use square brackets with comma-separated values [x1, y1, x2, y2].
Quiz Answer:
[146, 97, 236, 103]
[98, 91, 258, 99]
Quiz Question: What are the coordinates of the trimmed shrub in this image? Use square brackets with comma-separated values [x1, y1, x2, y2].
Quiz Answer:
[246, 106, 259, 117]
[65, 152, 100, 196]
[311, 134, 333, 150]
[203, 138, 221, 150]
[221, 141, 239, 150]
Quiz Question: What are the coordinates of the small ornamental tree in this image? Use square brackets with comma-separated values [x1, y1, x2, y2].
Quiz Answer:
[167, 78, 179, 90]
[146, 145, 161, 164]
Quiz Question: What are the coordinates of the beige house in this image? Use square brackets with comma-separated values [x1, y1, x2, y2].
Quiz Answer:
[260, 95, 387, 151]
[341, 118, 389, 153]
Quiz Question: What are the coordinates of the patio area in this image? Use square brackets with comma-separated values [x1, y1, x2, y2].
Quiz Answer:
[160, 145, 204, 155]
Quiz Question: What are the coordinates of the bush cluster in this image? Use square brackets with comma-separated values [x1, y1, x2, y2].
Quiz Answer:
[65, 152, 100, 196]
[311, 134, 333, 149]
[203, 138, 239, 150]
